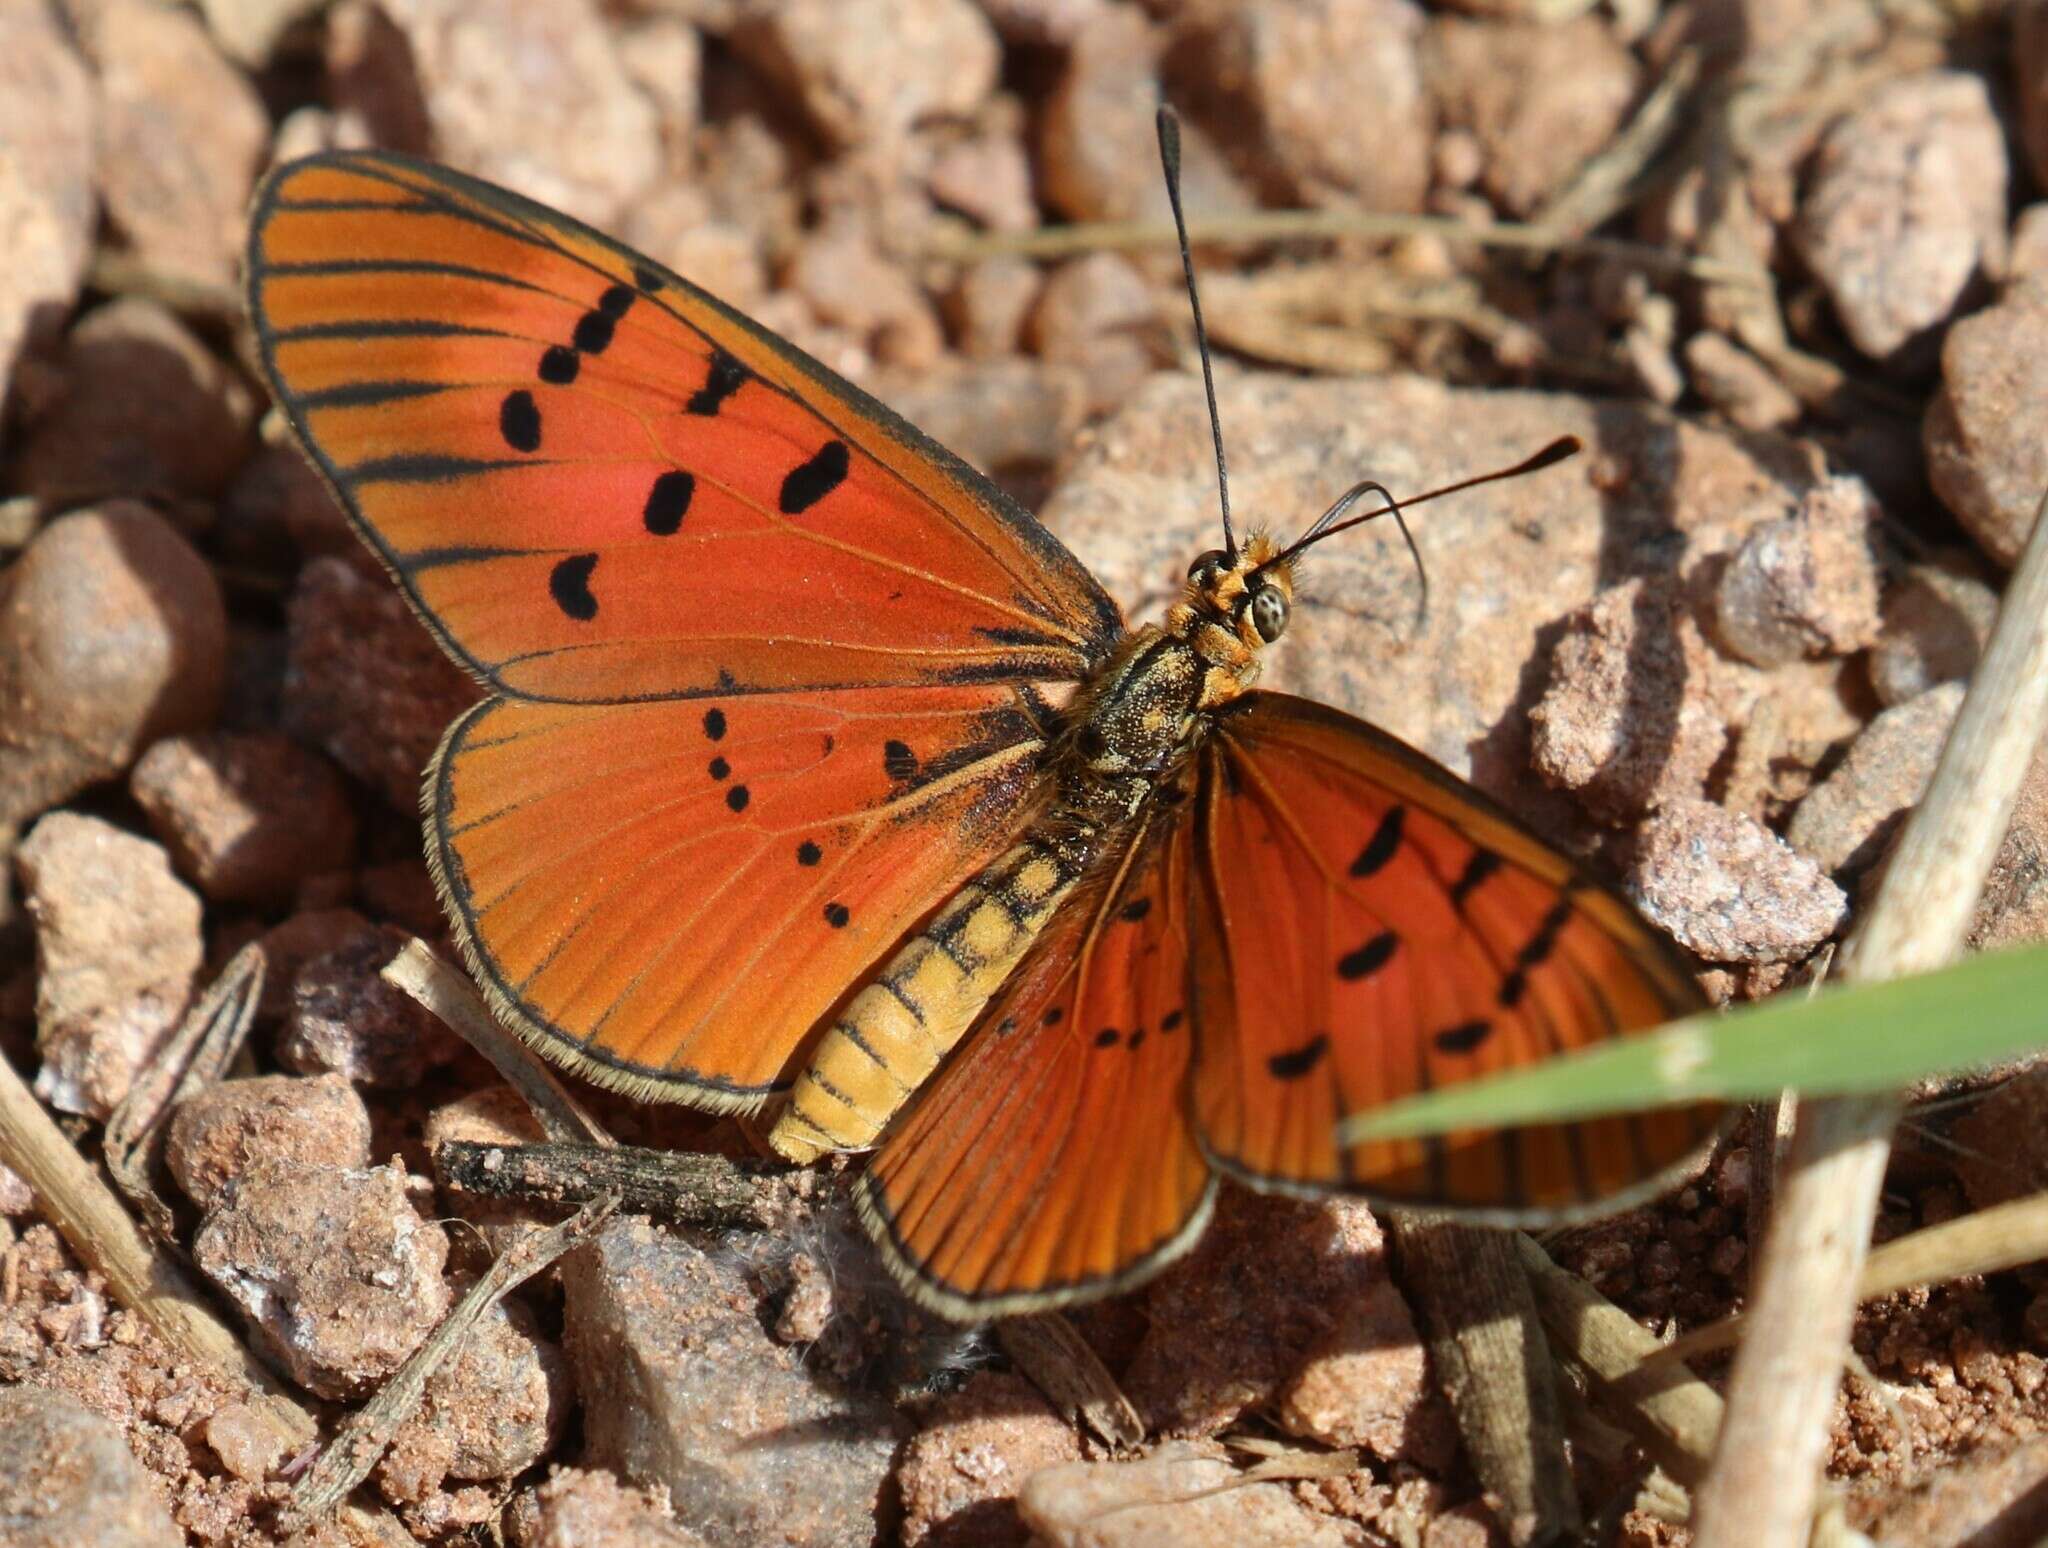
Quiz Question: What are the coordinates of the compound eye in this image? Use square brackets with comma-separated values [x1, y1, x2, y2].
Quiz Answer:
[1186, 548, 1228, 583]
[1250, 586, 1290, 642]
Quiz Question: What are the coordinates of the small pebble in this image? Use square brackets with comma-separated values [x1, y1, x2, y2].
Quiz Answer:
[897, 1371, 1083, 1548]
[506, 1465, 711, 1548]
[1683, 331, 1802, 431]
[130, 731, 358, 905]
[16, 813, 203, 1118]
[0, 503, 226, 829]
[278, 925, 467, 1088]
[0, 1386, 180, 1548]
[198, 1399, 290, 1484]
[1276, 1258, 1455, 1467]
[165, 1072, 373, 1211]
[1866, 554, 1997, 706]
[193, 1159, 450, 1400]
[1787, 682, 1963, 875]
[945, 257, 1043, 361]
[1924, 273, 2048, 569]
[1710, 475, 1884, 668]
[1628, 798, 1847, 964]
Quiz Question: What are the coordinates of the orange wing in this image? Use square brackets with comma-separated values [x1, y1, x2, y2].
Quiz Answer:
[434, 684, 1048, 1107]
[245, 153, 1119, 1104]
[245, 152, 1120, 703]
[1190, 693, 1720, 1215]
[855, 790, 1213, 1318]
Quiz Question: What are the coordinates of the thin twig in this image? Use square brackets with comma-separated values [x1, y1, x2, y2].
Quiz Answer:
[104, 944, 265, 1241]
[281, 1194, 616, 1529]
[998, 1313, 1144, 1451]
[432, 1139, 781, 1231]
[918, 209, 1768, 289]
[1692, 487, 2048, 1548]
[381, 940, 610, 1146]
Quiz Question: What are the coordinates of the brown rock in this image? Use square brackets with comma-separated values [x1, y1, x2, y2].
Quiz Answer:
[0, 1386, 180, 1548]
[1039, 6, 1249, 225]
[1040, 372, 1842, 841]
[76, 0, 268, 290]
[1710, 475, 1883, 667]
[1848, 1432, 2048, 1548]
[217, 440, 357, 572]
[1196, 0, 1435, 212]
[507, 1465, 711, 1548]
[165, 1073, 374, 1212]
[1793, 72, 2008, 364]
[16, 814, 202, 1118]
[1018, 1443, 1364, 1548]
[898, 1371, 1083, 1548]
[1276, 1256, 1455, 1467]
[1029, 252, 1162, 414]
[929, 126, 1039, 233]
[1629, 798, 1846, 964]
[198, 0, 329, 65]
[192, 1160, 451, 1400]
[254, 906, 375, 1021]
[10, 298, 251, 507]
[1925, 274, 2048, 569]
[377, 1285, 566, 1497]
[0, 503, 227, 828]
[786, 226, 945, 373]
[321, 0, 432, 155]
[1529, 578, 1731, 823]
[560, 1217, 907, 1548]
[974, 0, 1107, 44]
[198, 1398, 291, 1483]
[734, 0, 999, 149]
[1789, 682, 1962, 875]
[616, 12, 702, 156]
[1426, 14, 1638, 216]
[1949, 1066, 2048, 1213]
[945, 257, 1043, 361]
[282, 557, 480, 814]
[279, 925, 467, 1087]
[422, 1087, 551, 1254]
[1867, 554, 1998, 707]
[0, 6, 94, 421]
[872, 359, 1086, 478]
[130, 732, 359, 905]
[361, 0, 662, 227]
[621, 191, 769, 310]
[1683, 331, 1802, 431]
[2015, 202, 2048, 279]
[1123, 1192, 1387, 1436]
[2019, 0, 2048, 191]
[1971, 742, 2048, 953]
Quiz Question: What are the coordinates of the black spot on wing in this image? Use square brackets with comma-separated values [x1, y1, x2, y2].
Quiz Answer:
[572, 308, 616, 354]
[882, 740, 917, 782]
[1351, 807, 1406, 878]
[686, 349, 749, 416]
[1450, 850, 1504, 909]
[1042, 1006, 1064, 1026]
[538, 345, 579, 384]
[1161, 1008, 1184, 1032]
[1434, 1019, 1493, 1055]
[796, 841, 822, 866]
[726, 785, 750, 813]
[824, 902, 850, 928]
[644, 470, 694, 535]
[597, 283, 636, 319]
[707, 757, 730, 780]
[548, 554, 598, 621]
[1118, 897, 1152, 923]
[780, 440, 849, 515]
[498, 390, 541, 452]
[1093, 1027, 1118, 1048]
[703, 708, 726, 741]
[633, 264, 663, 293]
[1268, 1034, 1330, 1080]
[1337, 931, 1398, 981]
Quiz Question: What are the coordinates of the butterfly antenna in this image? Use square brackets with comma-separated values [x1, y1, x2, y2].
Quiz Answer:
[1157, 105, 1236, 559]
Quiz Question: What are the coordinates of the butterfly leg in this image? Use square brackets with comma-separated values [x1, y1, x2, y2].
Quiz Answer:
[769, 830, 1095, 1163]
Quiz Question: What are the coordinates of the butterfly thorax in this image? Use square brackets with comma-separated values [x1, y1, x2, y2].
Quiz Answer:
[769, 534, 1300, 1166]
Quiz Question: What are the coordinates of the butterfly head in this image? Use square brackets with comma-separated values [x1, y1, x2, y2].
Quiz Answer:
[1184, 532, 1296, 649]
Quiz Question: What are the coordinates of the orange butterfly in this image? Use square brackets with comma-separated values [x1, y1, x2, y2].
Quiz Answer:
[245, 126, 1719, 1319]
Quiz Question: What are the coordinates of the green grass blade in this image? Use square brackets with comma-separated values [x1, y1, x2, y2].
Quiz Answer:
[1337, 944, 2048, 1146]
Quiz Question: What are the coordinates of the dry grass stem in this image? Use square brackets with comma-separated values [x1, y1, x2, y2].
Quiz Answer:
[282, 1194, 616, 1529]
[1531, 47, 1703, 240]
[997, 1313, 1145, 1451]
[432, 1138, 780, 1231]
[382, 939, 610, 1145]
[1392, 1213, 1578, 1545]
[1693, 487, 2048, 1548]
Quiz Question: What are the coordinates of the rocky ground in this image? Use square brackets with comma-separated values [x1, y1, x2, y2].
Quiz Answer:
[1, 0, 2047, 1544]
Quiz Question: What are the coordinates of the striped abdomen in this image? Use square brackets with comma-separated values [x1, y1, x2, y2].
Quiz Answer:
[768, 830, 1092, 1162]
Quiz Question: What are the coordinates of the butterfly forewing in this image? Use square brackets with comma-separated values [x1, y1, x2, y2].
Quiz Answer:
[247, 153, 1121, 705]
[1190, 693, 1719, 1214]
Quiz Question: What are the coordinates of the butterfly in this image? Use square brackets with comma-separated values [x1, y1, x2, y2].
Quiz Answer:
[243, 125, 1721, 1321]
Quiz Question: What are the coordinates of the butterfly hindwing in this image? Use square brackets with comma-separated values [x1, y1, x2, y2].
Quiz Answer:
[1190, 693, 1720, 1214]
[433, 683, 1050, 1107]
[246, 152, 1121, 705]
[856, 788, 1213, 1317]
